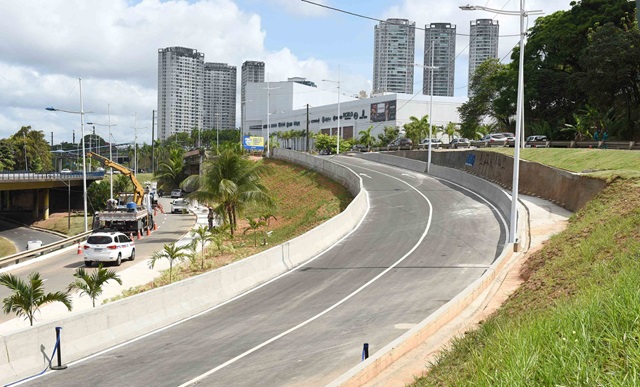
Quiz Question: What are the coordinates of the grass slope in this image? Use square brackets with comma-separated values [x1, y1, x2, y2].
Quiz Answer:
[415, 151, 640, 385]
[0, 237, 17, 258]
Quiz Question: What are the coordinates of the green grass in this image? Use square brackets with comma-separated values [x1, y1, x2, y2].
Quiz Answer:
[0, 237, 17, 257]
[33, 213, 88, 236]
[415, 176, 640, 385]
[484, 148, 640, 180]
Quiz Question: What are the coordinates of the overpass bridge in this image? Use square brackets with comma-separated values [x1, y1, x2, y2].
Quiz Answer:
[0, 171, 105, 222]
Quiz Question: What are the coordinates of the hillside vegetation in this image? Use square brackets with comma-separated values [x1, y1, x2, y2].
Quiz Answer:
[415, 150, 640, 385]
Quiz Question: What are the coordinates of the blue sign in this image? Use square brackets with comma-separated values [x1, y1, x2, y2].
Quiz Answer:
[465, 153, 476, 167]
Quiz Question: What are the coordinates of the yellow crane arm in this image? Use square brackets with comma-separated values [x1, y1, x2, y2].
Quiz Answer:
[87, 151, 145, 205]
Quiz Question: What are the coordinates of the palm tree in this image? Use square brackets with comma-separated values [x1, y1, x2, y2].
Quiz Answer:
[148, 242, 188, 283]
[243, 217, 266, 247]
[154, 148, 188, 191]
[443, 122, 460, 142]
[183, 150, 272, 236]
[191, 225, 214, 270]
[67, 265, 122, 307]
[358, 126, 376, 150]
[211, 223, 230, 253]
[404, 115, 430, 145]
[0, 272, 72, 326]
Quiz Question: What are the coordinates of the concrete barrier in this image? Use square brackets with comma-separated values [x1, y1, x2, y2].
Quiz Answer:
[0, 150, 368, 386]
[329, 152, 519, 386]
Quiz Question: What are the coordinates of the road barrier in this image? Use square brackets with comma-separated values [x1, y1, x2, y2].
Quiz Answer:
[0, 231, 92, 269]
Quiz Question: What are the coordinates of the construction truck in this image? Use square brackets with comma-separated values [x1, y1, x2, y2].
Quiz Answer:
[87, 152, 155, 235]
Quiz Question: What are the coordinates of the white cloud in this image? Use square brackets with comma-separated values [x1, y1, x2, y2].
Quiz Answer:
[270, 0, 330, 17]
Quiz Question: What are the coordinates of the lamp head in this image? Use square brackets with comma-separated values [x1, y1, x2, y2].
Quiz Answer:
[45, 107, 56, 111]
[459, 5, 477, 10]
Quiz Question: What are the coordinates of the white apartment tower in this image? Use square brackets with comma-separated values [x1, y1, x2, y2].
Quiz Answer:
[424, 23, 456, 97]
[241, 61, 265, 132]
[157, 46, 204, 140]
[469, 19, 499, 82]
[204, 62, 237, 131]
[373, 18, 415, 95]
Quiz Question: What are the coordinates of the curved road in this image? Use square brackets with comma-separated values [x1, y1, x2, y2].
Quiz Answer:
[27, 156, 506, 386]
[0, 197, 195, 324]
[0, 218, 63, 253]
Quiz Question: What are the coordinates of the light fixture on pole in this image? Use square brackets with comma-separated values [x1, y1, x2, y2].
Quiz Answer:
[87, 104, 117, 199]
[322, 67, 342, 154]
[46, 77, 91, 232]
[415, 40, 439, 174]
[460, 1, 543, 246]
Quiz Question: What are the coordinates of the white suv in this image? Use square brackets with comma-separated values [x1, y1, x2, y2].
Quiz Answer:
[84, 232, 135, 267]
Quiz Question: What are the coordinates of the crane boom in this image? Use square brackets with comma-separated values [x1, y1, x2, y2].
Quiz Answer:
[87, 151, 145, 205]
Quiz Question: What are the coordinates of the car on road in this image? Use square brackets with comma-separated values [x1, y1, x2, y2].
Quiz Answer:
[389, 138, 413, 147]
[526, 135, 548, 148]
[84, 231, 135, 267]
[450, 138, 471, 148]
[419, 138, 442, 146]
[480, 133, 507, 145]
[60, 168, 72, 173]
[170, 199, 189, 214]
[171, 189, 184, 198]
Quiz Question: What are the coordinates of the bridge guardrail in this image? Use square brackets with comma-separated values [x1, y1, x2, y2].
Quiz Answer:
[0, 230, 93, 268]
[349, 140, 638, 152]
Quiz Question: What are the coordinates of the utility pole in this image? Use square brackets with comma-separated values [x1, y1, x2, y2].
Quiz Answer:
[306, 104, 310, 153]
[151, 109, 156, 174]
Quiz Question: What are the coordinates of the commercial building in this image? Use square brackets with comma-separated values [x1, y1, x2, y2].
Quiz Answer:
[241, 61, 265, 133]
[468, 19, 499, 83]
[157, 46, 204, 140]
[373, 18, 416, 95]
[244, 79, 466, 150]
[424, 23, 456, 97]
[203, 62, 237, 131]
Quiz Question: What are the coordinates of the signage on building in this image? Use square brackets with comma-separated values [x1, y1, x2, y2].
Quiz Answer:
[243, 136, 264, 151]
[370, 101, 396, 122]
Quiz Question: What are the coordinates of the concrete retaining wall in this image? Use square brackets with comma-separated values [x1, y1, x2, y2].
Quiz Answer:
[0, 151, 367, 386]
[392, 149, 605, 212]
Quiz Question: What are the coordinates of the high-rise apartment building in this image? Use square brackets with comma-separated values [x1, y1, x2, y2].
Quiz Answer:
[468, 19, 499, 82]
[204, 62, 237, 131]
[157, 47, 204, 140]
[424, 23, 456, 97]
[373, 18, 415, 95]
[241, 61, 265, 131]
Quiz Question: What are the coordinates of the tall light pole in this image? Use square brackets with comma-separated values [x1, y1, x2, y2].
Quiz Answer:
[214, 112, 222, 153]
[131, 113, 147, 178]
[46, 77, 90, 232]
[264, 76, 280, 158]
[415, 40, 438, 174]
[240, 99, 252, 153]
[322, 67, 342, 154]
[460, 2, 543, 245]
[87, 104, 117, 199]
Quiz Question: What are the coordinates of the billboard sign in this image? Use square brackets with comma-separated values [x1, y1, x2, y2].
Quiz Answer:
[370, 100, 396, 123]
[243, 136, 265, 151]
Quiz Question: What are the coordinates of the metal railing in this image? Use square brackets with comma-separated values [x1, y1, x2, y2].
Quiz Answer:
[351, 140, 639, 152]
[0, 171, 105, 182]
[0, 231, 93, 268]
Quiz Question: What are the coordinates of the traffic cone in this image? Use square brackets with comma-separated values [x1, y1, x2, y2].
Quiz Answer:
[77, 243, 82, 255]
[146, 227, 151, 236]
[153, 222, 158, 231]
[137, 230, 142, 240]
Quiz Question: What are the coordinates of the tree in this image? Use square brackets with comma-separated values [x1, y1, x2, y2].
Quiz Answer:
[442, 122, 459, 142]
[243, 217, 266, 247]
[154, 148, 188, 191]
[404, 115, 430, 145]
[357, 126, 376, 150]
[377, 126, 399, 146]
[0, 139, 15, 170]
[190, 225, 213, 270]
[10, 126, 53, 172]
[210, 223, 230, 253]
[183, 150, 272, 236]
[67, 265, 122, 307]
[87, 180, 111, 212]
[149, 243, 188, 283]
[0, 272, 72, 326]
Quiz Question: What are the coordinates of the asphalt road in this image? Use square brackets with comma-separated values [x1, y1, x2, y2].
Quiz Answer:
[0, 197, 195, 324]
[26, 156, 506, 386]
[0, 218, 63, 253]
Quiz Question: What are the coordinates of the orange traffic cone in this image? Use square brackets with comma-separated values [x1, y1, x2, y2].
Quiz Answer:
[146, 227, 151, 236]
[77, 243, 82, 255]
[137, 230, 142, 240]
[153, 222, 158, 231]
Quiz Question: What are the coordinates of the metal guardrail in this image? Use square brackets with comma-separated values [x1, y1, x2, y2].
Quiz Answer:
[0, 231, 93, 268]
[0, 171, 105, 182]
[352, 140, 639, 152]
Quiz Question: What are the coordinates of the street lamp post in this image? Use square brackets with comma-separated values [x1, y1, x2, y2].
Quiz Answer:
[214, 112, 222, 153]
[460, 1, 543, 245]
[415, 40, 438, 174]
[322, 67, 342, 154]
[264, 78, 280, 158]
[87, 103, 117, 199]
[46, 77, 90, 232]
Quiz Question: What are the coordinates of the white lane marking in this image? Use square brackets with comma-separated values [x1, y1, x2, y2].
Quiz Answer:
[178, 162, 433, 386]
[359, 173, 372, 179]
[401, 173, 416, 178]
[38, 165, 370, 381]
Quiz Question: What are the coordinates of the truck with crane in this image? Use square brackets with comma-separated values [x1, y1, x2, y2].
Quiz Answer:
[87, 152, 156, 235]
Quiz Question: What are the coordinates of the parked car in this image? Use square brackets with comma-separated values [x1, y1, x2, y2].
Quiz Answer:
[526, 135, 548, 142]
[171, 189, 184, 198]
[389, 138, 413, 147]
[450, 138, 471, 148]
[84, 231, 135, 267]
[171, 199, 189, 214]
[480, 133, 507, 145]
[419, 138, 442, 146]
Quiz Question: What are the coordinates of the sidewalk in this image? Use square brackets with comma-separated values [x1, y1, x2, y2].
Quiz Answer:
[364, 195, 572, 386]
[0, 204, 210, 335]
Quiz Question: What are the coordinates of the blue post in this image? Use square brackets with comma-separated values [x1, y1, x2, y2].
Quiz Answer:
[50, 326, 67, 370]
[362, 343, 369, 361]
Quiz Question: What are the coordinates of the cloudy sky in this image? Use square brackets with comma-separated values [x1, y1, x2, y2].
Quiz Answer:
[0, 0, 572, 146]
